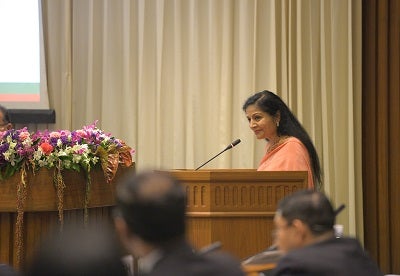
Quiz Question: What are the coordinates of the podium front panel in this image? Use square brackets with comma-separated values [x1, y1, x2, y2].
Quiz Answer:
[170, 169, 308, 259]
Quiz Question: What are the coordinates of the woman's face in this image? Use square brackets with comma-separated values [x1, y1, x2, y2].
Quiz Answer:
[245, 104, 278, 140]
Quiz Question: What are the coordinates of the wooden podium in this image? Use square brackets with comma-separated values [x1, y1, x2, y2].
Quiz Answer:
[0, 167, 132, 270]
[169, 169, 308, 259]
[0, 167, 306, 270]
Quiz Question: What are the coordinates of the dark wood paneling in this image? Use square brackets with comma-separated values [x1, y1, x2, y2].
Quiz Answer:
[362, 0, 400, 273]
[388, 0, 400, 270]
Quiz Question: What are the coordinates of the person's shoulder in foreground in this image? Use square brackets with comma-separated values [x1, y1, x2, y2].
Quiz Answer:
[148, 239, 244, 276]
[272, 237, 383, 276]
[271, 189, 382, 276]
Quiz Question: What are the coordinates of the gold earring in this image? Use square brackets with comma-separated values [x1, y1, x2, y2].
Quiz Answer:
[277, 121, 279, 127]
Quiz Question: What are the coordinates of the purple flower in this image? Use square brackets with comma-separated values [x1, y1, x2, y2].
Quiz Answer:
[0, 121, 134, 178]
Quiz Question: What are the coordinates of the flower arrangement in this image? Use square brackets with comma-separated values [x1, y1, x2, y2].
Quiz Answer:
[0, 121, 134, 182]
[0, 121, 134, 266]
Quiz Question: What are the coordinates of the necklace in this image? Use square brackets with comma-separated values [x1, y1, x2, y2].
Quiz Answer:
[266, 135, 289, 153]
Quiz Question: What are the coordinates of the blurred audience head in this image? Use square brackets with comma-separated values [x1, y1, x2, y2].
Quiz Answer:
[274, 189, 335, 253]
[114, 170, 186, 257]
[26, 223, 126, 276]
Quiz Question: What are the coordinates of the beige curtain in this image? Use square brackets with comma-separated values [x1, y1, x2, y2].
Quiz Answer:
[40, 0, 362, 239]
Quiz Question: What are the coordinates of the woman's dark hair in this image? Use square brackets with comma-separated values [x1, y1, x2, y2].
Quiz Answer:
[243, 90, 322, 187]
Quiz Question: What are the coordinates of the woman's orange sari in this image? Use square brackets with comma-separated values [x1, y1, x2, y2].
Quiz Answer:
[257, 137, 314, 189]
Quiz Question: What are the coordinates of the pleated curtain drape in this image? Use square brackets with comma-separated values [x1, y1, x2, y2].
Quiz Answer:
[39, 0, 363, 244]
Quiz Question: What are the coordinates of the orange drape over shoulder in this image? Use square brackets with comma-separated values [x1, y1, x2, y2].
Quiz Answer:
[257, 137, 314, 189]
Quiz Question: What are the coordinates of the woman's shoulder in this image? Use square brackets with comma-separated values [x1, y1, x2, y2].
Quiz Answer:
[285, 136, 301, 143]
[280, 137, 308, 154]
[282, 136, 304, 147]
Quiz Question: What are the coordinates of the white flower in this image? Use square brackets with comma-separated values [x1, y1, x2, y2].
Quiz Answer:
[72, 154, 82, 163]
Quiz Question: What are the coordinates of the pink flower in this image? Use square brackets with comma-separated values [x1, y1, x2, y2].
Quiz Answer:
[75, 129, 87, 139]
[19, 131, 30, 141]
[59, 130, 71, 136]
[49, 131, 61, 138]
[75, 148, 85, 154]
[40, 142, 53, 155]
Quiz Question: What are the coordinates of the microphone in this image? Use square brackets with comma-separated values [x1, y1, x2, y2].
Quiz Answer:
[334, 204, 346, 216]
[195, 139, 241, 170]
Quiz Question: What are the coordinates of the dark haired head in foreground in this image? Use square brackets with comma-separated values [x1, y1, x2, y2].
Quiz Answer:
[26, 224, 126, 276]
[114, 170, 245, 276]
[271, 190, 382, 276]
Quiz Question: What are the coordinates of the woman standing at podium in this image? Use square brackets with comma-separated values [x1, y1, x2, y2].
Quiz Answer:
[243, 90, 321, 189]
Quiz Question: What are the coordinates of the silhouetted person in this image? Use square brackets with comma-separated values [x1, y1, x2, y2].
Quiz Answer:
[114, 170, 245, 276]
